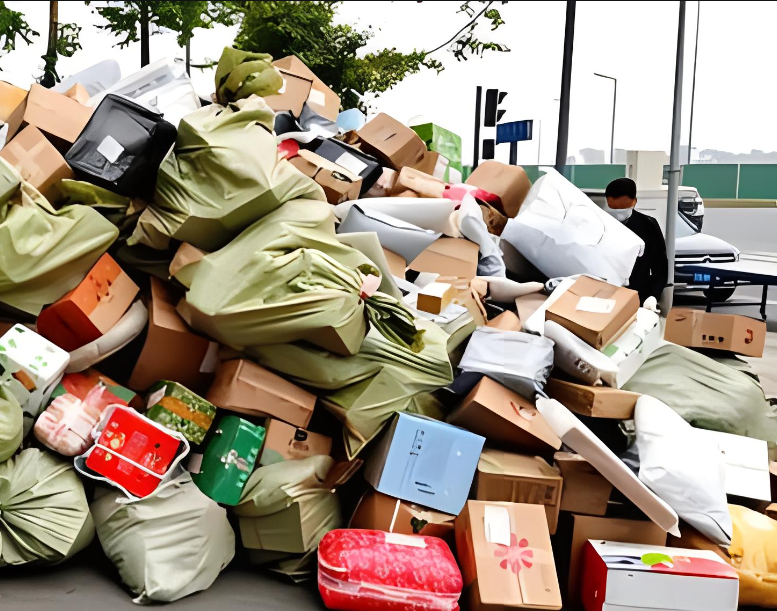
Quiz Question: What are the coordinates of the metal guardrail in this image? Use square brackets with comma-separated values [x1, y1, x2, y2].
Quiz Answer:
[704, 199, 777, 209]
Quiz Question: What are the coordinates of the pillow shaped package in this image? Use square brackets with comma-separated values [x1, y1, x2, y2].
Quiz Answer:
[634, 395, 732, 546]
[501, 169, 644, 286]
[544, 320, 619, 386]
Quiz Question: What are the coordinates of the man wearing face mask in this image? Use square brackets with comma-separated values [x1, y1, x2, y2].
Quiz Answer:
[605, 178, 668, 304]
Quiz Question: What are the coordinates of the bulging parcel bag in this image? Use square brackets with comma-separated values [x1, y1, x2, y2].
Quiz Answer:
[501, 168, 644, 286]
[0, 386, 23, 462]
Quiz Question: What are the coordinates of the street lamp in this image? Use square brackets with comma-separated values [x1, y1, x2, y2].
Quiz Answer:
[594, 73, 617, 163]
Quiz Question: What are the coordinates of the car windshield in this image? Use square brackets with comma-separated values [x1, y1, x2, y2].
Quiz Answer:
[675, 213, 697, 238]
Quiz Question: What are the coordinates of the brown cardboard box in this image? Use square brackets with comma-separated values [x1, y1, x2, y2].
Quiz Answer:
[258, 417, 332, 466]
[0, 81, 28, 142]
[417, 282, 455, 315]
[545, 276, 639, 349]
[357, 113, 427, 170]
[545, 378, 640, 419]
[475, 448, 562, 534]
[263, 69, 313, 117]
[515, 292, 548, 323]
[456, 500, 562, 610]
[127, 277, 215, 394]
[392, 166, 446, 198]
[567, 515, 666, 605]
[554, 452, 612, 516]
[349, 489, 456, 545]
[207, 358, 316, 429]
[466, 161, 531, 218]
[365, 167, 397, 198]
[23, 84, 93, 151]
[273, 56, 341, 121]
[289, 150, 362, 204]
[413, 150, 440, 175]
[383, 248, 406, 279]
[665, 308, 766, 358]
[486, 311, 522, 332]
[0, 125, 74, 201]
[409, 238, 479, 280]
[63, 83, 90, 105]
[447, 376, 561, 457]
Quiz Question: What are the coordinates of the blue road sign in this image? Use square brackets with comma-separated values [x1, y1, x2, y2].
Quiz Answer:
[496, 120, 534, 144]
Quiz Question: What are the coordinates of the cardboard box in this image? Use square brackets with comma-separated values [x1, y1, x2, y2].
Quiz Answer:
[289, 150, 362, 204]
[486, 311, 522, 332]
[364, 167, 397, 198]
[0, 125, 74, 201]
[0, 81, 28, 142]
[567, 514, 667, 606]
[466, 161, 531, 218]
[263, 68, 313, 117]
[695, 428, 771, 501]
[393, 166, 446, 198]
[357, 113, 427, 170]
[273, 56, 341, 121]
[127, 277, 216, 394]
[409, 237, 480, 280]
[364, 412, 485, 515]
[146, 379, 217, 445]
[665, 308, 766, 358]
[63, 83, 90, 105]
[545, 378, 640, 419]
[602, 307, 662, 388]
[545, 276, 640, 349]
[259, 417, 332, 466]
[515, 292, 548, 325]
[448, 376, 561, 457]
[554, 452, 612, 515]
[455, 500, 562, 610]
[417, 282, 455, 315]
[23, 84, 93, 151]
[37, 253, 139, 352]
[475, 448, 562, 534]
[580, 540, 739, 611]
[349, 489, 456, 545]
[383, 248, 406, 279]
[413, 150, 440, 175]
[207, 359, 316, 429]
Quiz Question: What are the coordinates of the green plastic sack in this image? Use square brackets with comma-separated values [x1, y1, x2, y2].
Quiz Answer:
[215, 47, 283, 105]
[0, 448, 94, 567]
[0, 386, 22, 462]
[129, 96, 324, 251]
[177, 198, 423, 356]
[0, 160, 119, 315]
[623, 343, 777, 443]
[90, 472, 235, 604]
[411, 123, 463, 182]
[249, 318, 453, 459]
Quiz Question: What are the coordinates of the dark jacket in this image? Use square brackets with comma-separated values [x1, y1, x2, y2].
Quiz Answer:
[624, 210, 668, 304]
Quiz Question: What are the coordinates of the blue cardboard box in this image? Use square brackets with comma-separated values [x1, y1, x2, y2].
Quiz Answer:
[364, 412, 485, 515]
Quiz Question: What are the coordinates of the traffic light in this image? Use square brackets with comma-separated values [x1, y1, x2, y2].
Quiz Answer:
[484, 89, 508, 127]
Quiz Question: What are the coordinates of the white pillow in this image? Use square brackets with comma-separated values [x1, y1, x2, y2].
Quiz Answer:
[544, 320, 619, 385]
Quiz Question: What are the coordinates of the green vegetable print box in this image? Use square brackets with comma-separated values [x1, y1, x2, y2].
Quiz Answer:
[146, 380, 217, 445]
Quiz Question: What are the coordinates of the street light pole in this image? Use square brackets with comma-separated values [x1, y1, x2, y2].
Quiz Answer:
[688, 0, 701, 164]
[594, 73, 617, 163]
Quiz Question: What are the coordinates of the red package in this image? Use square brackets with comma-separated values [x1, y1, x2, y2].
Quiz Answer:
[318, 529, 462, 611]
[85, 407, 181, 497]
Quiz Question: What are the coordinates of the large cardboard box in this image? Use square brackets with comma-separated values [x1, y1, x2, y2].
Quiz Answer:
[263, 68, 313, 117]
[364, 412, 485, 515]
[383, 248, 406, 278]
[273, 56, 341, 121]
[580, 540, 739, 611]
[258, 417, 332, 466]
[23, 84, 93, 151]
[0, 125, 74, 201]
[456, 500, 563, 610]
[289, 150, 362, 204]
[466, 161, 531, 218]
[475, 448, 562, 534]
[665, 308, 766, 357]
[567, 515, 667, 606]
[448, 376, 561, 457]
[37, 253, 139, 352]
[0, 81, 28, 142]
[545, 378, 640, 419]
[127, 277, 216, 394]
[349, 489, 456, 545]
[554, 452, 612, 516]
[207, 358, 316, 429]
[409, 237, 480, 280]
[545, 276, 639, 349]
[357, 113, 427, 170]
[516, 292, 548, 323]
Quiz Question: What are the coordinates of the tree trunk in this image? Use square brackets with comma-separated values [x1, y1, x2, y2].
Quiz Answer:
[140, 1, 150, 67]
[41, 1, 58, 88]
[185, 40, 191, 76]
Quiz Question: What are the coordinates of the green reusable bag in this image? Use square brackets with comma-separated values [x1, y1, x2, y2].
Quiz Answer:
[129, 96, 325, 251]
[411, 123, 463, 182]
[214, 47, 283, 105]
[0, 160, 119, 315]
[0, 448, 94, 567]
[90, 472, 235, 604]
[0, 385, 22, 462]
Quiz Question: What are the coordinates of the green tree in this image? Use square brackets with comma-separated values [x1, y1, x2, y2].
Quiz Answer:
[41, 1, 82, 88]
[227, 0, 508, 110]
[0, 1, 39, 70]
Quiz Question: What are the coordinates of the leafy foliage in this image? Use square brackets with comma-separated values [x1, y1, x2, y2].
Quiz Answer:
[0, 1, 39, 67]
[56, 23, 83, 57]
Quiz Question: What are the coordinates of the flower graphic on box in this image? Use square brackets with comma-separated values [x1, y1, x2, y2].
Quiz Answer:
[494, 534, 534, 573]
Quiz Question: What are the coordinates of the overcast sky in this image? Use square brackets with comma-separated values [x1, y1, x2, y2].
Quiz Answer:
[3, 1, 775, 165]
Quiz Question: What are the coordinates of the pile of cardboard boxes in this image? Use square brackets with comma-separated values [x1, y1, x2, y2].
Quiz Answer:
[1, 47, 776, 611]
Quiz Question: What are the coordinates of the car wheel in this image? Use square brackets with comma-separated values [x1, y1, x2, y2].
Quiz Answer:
[703, 287, 735, 302]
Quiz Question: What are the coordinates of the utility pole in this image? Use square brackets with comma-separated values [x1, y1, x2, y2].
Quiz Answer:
[594, 73, 617, 163]
[473, 86, 482, 169]
[688, 0, 700, 164]
[661, 0, 686, 314]
[555, 1, 576, 171]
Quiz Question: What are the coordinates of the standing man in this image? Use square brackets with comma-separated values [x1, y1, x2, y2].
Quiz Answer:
[604, 178, 668, 304]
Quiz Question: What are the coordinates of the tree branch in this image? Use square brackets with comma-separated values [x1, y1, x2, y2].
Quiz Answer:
[425, 0, 493, 56]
